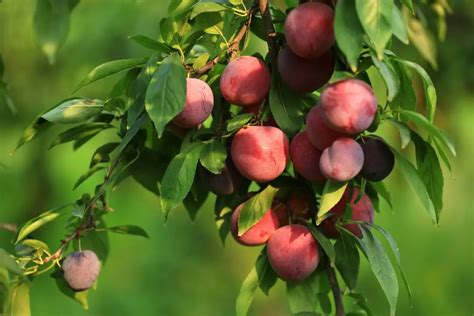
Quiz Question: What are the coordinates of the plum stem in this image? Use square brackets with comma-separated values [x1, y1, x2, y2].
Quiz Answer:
[327, 264, 346, 316]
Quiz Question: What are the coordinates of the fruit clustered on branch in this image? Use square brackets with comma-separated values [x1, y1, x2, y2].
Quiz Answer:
[0, 0, 455, 315]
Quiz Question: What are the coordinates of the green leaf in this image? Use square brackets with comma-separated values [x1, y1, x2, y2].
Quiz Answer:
[41, 98, 104, 124]
[370, 54, 400, 101]
[238, 185, 279, 236]
[73, 165, 106, 190]
[390, 60, 416, 112]
[90, 142, 119, 168]
[401, 0, 414, 12]
[371, 224, 412, 306]
[183, 177, 210, 221]
[391, 6, 408, 44]
[19, 239, 50, 253]
[399, 60, 437, 122]
[334, 232, 360, 289]
[49, 123, 113, 149]
[370, 181, 393, 209]
[0, 267, 9, 314]
[398, 109, 455, 157]
[79, 222, 109, 263]
[145, 53, 187, 138]
[13, 118, 52, 154]
[286, 271, 320, 314]
[389, 119, 411, 149]
[168, 0, 198, 17]
[33, 0, 79, 64]
[128, 35, 173, 53]
[15, 205, 71, 243]
[403, 9, 437, 69]
[160, 143, 204, 218]
[412, 132, 444, 219]
[236, 252, 274, 316]
[356, 0, 393, 59]
[226, 113, 253, 133]
[74, 58, 148, 93]
[127, 54, 161, 127]
[389, 145, 437, 224]
[199, 140, 227, 174]
[308, 226, 336, 266]
[0, 249, 22, 275]
[269, 71, 305, 136]
[335, 0, 365, 71]
[316, 181, 348, 225]
[105, 225, 150, 239]
[190, 2, 227, 19]
[4, 282, 30, 316]
[358, 226, 398, 316]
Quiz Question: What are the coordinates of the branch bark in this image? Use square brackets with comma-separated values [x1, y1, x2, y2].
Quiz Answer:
[327, 264, 345, 316]
[259, 0, 278, 66]
[0, 223, 17, 233]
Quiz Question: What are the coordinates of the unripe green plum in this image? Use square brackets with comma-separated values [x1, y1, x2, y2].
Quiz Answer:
[230, 203, 281, 246]
[231, 126, 289, 182]
[306, 105, 350, 150]
[62, 250, 101, 291]
[319, 138, 364, 182]
[320, 79, 377, 134]
[277, 46, 335, 93]
[220, 56, 271, 107]
[359, 136, 395, 182]
[320, 187, 374, 238]
[267, 224, 319, 282]
[173, 78, 214, 128]
[290, 131, 325, 183]
[284, 2, 335, 59]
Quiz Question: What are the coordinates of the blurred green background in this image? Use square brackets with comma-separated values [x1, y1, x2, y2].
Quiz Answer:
[0, 0, 472, 315]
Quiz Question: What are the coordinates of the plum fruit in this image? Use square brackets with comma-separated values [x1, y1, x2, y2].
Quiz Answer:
[306, 105, 350, 151]
[284, 2, 335, 59]
[231, 126, 289, 182]
[220, 56, 271, 107]
[320, 79, 377, 134]
[62, 250, 101, 291]
[173, 78, 214, 128]
[267, 224, 319, 282]
[319, 138, 364, 182]
[277, 46, 335, 93]
[290, 131, 325, 183]
[359, 136, 395, 182]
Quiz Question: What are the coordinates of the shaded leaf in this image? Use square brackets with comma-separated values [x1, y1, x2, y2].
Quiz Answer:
[42, 98, 104, 124]
[226, 113, 253, 133]
[49, 123, 113, 149]
[371, 53, 400, 101]
[105, 225, 149, 239]
[0, 249, 22, 275]
[286, 271, 320, 314]
[334, 231, 359, 289]
[128, 35, 172, 53]
[51, 267, 89, 310]
[73, 165, 106, 190]
[309, 226, 335, 266]
[199, 140, 227, 174]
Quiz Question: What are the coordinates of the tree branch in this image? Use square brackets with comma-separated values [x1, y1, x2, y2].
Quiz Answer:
[259, 0, 278, 66]
[0, 223, 17, 233]
[327, 264, 345, 316]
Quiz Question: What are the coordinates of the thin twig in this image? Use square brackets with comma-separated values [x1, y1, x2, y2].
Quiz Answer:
[327, 264, 346, 316]
[0, 223, 17, 233]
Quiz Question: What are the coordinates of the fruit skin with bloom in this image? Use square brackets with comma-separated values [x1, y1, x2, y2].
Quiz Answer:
[320, 187, 375, 238]
[359, 136, 395, 182]
[319, 138, 364, 182]
[231, 126, 289, 182]
[230, 202, 281, 246]
[277, 46, 335, 93]
[173, 78, 214, 128]
[290, 131, 325, 183]
[320, 79, 378, 134]
[62, 250, 101, 291]
[267, 224, 320, 282]
[306, 105, 350, 151]
[219, 56, 271, 107]
[200, 161, 243, 196]
[284, 2, 335, 59]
